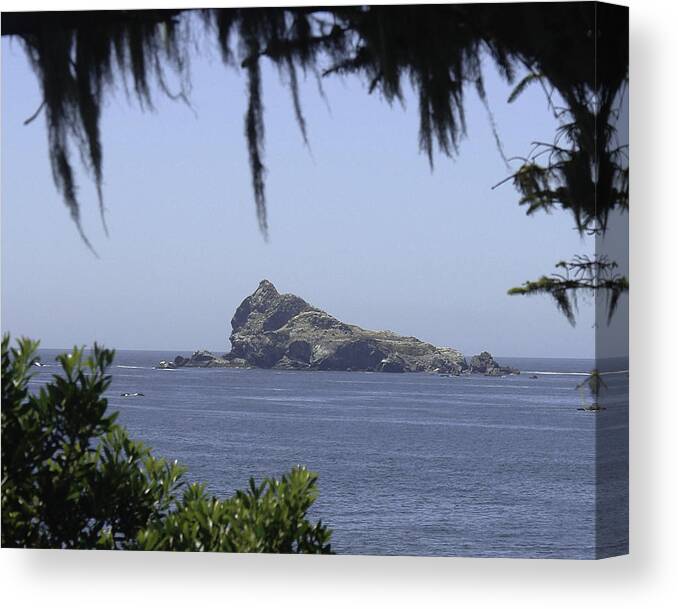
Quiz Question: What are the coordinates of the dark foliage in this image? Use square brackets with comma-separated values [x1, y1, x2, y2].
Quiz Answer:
[507, 255, 628, 325]
[496, 66, 628, 237]
[1, 335, 332, 552]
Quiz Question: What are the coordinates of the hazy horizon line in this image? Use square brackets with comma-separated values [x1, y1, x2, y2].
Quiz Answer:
[29, 344, 596, 360]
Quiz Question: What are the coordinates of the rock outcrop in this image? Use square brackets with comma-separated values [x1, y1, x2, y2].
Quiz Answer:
[223, 280, 467, 373]
[158, 280, 519, 375]
[468, 351, 520, 376]
[157, 350, 247, 369]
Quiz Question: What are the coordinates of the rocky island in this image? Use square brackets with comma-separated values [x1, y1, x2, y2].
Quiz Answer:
[158, 280, 518, 376]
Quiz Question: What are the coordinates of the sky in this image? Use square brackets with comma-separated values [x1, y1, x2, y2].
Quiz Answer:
[1, 30, 596, 358]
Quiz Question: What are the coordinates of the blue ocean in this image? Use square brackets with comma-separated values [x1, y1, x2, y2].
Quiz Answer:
[29, 350, 628, 558]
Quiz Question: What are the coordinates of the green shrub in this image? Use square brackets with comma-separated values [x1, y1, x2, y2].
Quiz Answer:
[1, 335, 332, 553]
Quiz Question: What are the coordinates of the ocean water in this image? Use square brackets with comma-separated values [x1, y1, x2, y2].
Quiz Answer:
[29, 350, 629, 558]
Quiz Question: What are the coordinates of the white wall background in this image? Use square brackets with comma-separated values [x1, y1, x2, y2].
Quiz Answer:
[1, 1, 676, 608]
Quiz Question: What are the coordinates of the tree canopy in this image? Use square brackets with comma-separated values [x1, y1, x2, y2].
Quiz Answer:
[2, 3, 628, 321]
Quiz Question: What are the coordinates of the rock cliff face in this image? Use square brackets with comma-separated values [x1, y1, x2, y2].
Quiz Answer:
[226, 280, 467, 373]
[158, 280, 519, 375]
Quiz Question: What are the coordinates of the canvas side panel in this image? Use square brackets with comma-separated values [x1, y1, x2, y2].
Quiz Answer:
[594, 1, 629, 560]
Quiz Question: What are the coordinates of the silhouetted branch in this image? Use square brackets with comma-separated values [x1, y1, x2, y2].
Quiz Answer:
[508, 255, 628, 325]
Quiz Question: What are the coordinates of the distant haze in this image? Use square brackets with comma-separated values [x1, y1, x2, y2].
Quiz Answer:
[2, 39, 596, 358]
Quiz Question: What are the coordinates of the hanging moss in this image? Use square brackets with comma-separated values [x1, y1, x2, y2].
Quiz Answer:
[2, 5, 628, 241]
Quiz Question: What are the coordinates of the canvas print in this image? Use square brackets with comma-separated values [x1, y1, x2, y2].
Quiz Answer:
[1, 2, 628, 558]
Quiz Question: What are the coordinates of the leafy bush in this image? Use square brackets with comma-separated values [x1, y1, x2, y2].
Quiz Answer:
[1, 335, 332, 553]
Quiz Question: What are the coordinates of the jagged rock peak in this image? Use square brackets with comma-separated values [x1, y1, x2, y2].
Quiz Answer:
[230, 280, 316, 345]
[253, 279, 279, 299]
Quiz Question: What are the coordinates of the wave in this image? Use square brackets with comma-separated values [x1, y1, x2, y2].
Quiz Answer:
[522, 371, 589, 376]
[115, 365, 149, 370]
[523, 370, 628, 376]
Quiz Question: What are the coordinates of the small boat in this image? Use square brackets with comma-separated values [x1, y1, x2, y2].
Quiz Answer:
[120, 392, 145, 397]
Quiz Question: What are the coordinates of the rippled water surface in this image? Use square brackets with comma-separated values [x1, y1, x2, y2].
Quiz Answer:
[31, 351, 628, 558]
